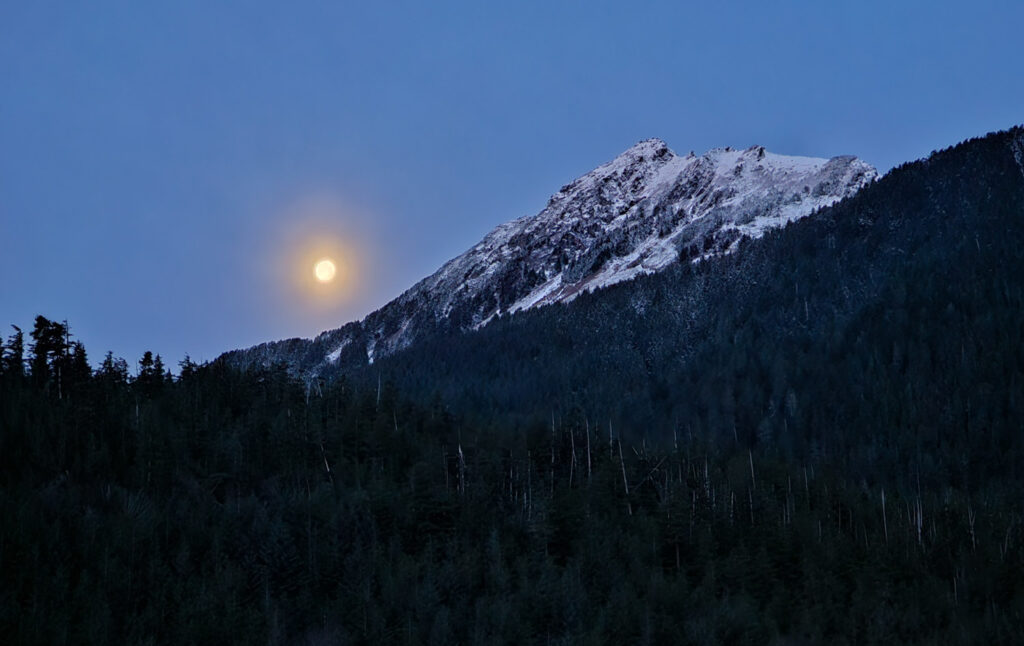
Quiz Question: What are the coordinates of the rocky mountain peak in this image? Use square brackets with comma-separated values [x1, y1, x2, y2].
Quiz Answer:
[223, 138, 877, 374]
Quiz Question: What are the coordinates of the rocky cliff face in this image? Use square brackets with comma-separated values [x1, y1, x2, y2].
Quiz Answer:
[221, 138, 877, 374]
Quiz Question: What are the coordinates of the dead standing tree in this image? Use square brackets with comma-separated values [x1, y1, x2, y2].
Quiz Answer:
[618, 439, 632, 516]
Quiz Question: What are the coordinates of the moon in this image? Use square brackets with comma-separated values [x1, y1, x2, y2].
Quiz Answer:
[314, 258, 337, 283]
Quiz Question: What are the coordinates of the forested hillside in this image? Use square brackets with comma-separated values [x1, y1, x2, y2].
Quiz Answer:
[2, 322, 1022, 644]
[356, 127, 1024, 495]
[3, 127, 1024, 644]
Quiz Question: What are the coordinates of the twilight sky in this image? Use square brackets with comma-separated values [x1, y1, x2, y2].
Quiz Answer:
[2, 1, 1022, 368]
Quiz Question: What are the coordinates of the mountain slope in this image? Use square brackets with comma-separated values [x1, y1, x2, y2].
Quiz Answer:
[357, 126, 1024, 472]
[223, 139, 875, 373]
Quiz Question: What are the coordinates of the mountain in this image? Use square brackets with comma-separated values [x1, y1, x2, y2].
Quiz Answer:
[7, 126, 1024, 645]
[359, 126, 1024, 451]
[222, 139, 875, 373]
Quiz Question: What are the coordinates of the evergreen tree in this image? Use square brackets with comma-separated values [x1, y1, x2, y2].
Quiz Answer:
[178, 354, 198, 380]
[97, 351, 129, 385]
[136, 350, 164, 396]
[28, 316, 67, 382]
[4, 325, 24, 377]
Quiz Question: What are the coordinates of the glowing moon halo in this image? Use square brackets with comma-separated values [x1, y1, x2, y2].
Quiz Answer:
[314, 258, 337, 283]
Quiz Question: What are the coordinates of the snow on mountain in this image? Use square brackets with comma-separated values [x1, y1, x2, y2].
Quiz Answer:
[222, 139, 876, 374]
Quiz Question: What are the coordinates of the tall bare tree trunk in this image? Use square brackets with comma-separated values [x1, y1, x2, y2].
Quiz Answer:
[458, 444, 466, 497]
[618, 439, 632, 516]
[586, 418, 592, 485]
[569, 428, 576, 488]
[881, 488, 888, 545]
[527, 451, 532, 520]
[550, 412, 555, 497]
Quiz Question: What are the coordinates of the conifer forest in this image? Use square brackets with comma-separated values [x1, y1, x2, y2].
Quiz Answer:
[3, 129, 1024, 644]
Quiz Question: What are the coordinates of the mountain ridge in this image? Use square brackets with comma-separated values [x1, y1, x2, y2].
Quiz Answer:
[221, 138, 876, 374]
[350, 125, 1024, 438]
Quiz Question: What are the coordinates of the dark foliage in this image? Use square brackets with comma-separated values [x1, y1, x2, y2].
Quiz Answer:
[2, 128, 1024, 644]
[356, 127, 1024, 495]
[3, 351, 1022, 644]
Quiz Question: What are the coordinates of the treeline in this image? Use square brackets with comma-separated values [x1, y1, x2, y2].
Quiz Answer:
[3, 127, 1024, 643]
[1, 316, 1023, 644]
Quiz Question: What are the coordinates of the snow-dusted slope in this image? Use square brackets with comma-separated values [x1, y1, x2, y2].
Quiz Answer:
[222, 139, 876, 374]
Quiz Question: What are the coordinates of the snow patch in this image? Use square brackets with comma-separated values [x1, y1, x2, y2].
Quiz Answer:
[326, 338, 350, 363]
[310, 138, 876, 366]
[1012, 132, 1024, 180]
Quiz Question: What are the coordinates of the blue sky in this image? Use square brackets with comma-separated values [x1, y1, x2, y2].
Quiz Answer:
[2, 1, 1021, 367]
